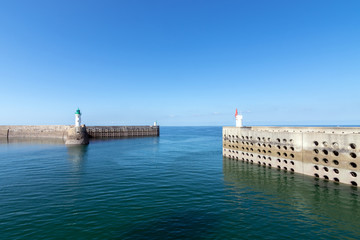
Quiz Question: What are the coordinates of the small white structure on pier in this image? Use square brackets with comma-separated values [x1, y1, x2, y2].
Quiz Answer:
[75, 108, 81, 127]
[235, 109, 243, 127]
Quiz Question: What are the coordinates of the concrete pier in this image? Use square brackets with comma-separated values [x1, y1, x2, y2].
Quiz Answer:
[223, 126, 360, 187]
[0, 125, 159, 144]
[0, 125, 71, 139]
[65, 125, 89, 145]
[87, 126, 159, 138]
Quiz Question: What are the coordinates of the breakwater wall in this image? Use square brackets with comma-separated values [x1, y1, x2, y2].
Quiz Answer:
[0, 125, 71, 139]
[87, 126, 159, 138]
[0, 125, 159, 143]
[223, 126, 360, 187]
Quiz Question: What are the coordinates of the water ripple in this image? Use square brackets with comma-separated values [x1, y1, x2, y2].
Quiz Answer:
[0, 127, 360, 239]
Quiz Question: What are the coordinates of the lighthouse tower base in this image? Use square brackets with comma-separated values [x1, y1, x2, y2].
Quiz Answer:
[65, 125, 89, 145]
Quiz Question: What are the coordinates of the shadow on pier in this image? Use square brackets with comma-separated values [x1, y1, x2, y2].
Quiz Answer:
[0, 137, 64, 145]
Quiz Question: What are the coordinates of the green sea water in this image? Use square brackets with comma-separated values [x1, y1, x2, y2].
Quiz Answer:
[0, 127, 359, 239]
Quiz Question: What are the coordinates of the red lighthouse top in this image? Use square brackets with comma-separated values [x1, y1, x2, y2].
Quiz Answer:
[235, 108, 238, 117]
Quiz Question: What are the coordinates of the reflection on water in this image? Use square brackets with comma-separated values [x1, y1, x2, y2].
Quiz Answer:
[2, 126, 360, 239]
[223, 158, 360, 236]
[66, 145, 88, 171]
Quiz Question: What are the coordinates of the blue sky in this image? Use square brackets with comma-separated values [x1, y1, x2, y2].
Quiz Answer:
[0, 0, 359, 126]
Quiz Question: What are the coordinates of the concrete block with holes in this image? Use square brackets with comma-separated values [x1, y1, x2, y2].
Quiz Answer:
[223, 126, 360, 187]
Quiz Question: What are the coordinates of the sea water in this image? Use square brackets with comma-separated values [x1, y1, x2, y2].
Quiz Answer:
[0, 127, 359, 239]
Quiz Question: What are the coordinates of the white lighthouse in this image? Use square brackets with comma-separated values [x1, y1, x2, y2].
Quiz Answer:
[75, 108, 81, 127]
[235, 109, 243, 127]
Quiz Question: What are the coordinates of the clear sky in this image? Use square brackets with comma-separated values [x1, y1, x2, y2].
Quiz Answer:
[0, 0, 359, 126]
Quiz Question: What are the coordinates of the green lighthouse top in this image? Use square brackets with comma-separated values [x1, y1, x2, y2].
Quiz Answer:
[75, 108, 81, 115]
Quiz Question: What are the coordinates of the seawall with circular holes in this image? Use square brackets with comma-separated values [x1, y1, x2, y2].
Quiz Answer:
[223, 126, 360, 187]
